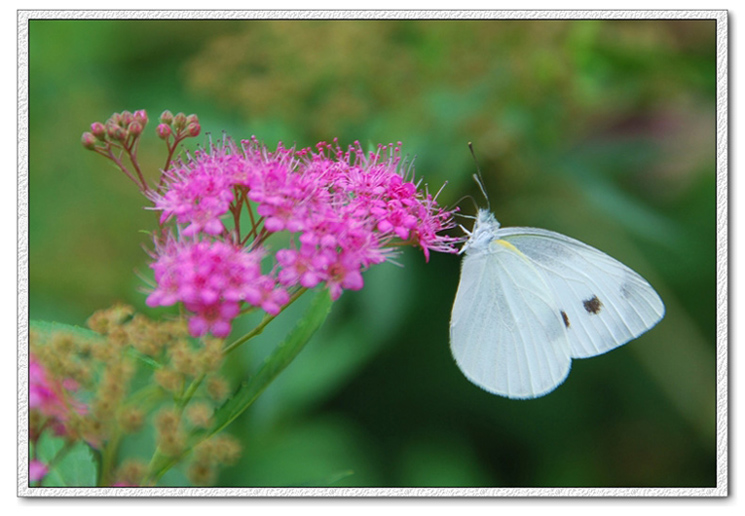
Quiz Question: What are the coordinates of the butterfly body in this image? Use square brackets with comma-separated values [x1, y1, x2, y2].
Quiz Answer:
[450, 208, 665, 399]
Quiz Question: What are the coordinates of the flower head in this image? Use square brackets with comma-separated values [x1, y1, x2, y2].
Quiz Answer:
[146, 237, 265, 337]
[147, 136, 458, 337]
[29, 354, 87, 439]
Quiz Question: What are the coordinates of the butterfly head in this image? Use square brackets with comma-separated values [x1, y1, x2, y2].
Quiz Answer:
[459, 209, 501, 255]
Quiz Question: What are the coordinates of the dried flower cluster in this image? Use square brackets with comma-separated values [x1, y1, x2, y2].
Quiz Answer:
[29, 305, 239, 486]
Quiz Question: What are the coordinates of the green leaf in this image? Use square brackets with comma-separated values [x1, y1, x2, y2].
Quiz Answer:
[35, 433, 98, 487]
[30, 320, 102, 342]
[210, 289, 333, 437]
[293, 469, 355, 487]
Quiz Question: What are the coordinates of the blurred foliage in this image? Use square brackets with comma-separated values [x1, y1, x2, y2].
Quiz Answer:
[28, 18, 717, 488]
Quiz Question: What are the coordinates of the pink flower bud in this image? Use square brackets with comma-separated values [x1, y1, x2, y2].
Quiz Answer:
[157, 123, 172, 140]
[111, 126, 127, 142]
[121, 110, 134, 126]
[106, 121, 119, 138]
[186, 114, 199, 125]
[186, 123, 201, 137]
[133, 109, 148, 127]
[159, 110, 174, 125]
[81, 132, 97, 149]
[128, 122, 143, 137]
[90, 122, 106, 139]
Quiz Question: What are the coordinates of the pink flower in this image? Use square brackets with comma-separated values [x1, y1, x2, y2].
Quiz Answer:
[149, 142, 254, 236]
[185, 300, 241, 338]
[29, 460, 49, 483]
[146, 135, 458, 336]
[29, 356, 87, 439]
[275, 249, 323, 289]
[324, 252, 365, 301]
[146, 236, 264, 337]
[244, 275, 290, 316]
[29, 358, 62, 417]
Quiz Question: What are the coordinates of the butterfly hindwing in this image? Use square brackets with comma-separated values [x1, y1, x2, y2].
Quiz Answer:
[450, 242, 572, 398]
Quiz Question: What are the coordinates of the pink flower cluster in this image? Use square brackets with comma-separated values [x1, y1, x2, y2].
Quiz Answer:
[29, 355, 87, 484]
[147, 137, 458, 337]
[146, 238, 287, 337]
[30, 355, 85, 427]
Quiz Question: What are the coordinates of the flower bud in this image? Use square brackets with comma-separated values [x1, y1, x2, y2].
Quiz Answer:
[173, 112, 187, 131]
[154, 368, 183, 392]
[133, 109, 148, 127]
[186, 123, 201, 137]
[156, 123, 172, 140]
[128, 122, 143, 137]
[115, 460, 147, 487]
[120, 110, 134, 126]
[106, 121, 120, 139]
[159, 110, 174, 125]
[206, 376, 229, 402]
[186, 402, 213, 429]
[81, 132, 97, 150]
[90, 122, 107, 140]
[186, 114, 199, 125]
[112, 127, 127, 142]
[212, 435, 241, 465]
[187, 462, 215, 486]
[118, 406, 145, 433]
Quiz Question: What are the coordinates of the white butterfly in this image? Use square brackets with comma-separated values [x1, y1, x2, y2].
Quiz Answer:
[450, 206, 665, 399]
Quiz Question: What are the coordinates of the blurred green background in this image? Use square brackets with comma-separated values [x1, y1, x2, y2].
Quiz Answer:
[28, 19, 717, 488]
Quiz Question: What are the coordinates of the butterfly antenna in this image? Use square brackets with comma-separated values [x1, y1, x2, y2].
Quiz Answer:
[452, 194, 479, 218]
[468, 142, 490, 210]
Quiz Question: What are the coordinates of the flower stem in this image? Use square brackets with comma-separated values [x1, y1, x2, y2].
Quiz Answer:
[222, 287, 308, 356]
[145, 287, 325, 485]
[178, 373, 205, 409]
[98, 431, 122, 487]
[146, 290, 309, 485]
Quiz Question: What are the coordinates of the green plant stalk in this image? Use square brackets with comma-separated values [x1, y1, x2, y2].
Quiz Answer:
[144, 288, 309, 484]
[178, 373, 205, 409]
[98, 431, 122, 487]
[144, 377, 204, 485]
[146, 288, 331, 485]
[222, 287, 308, 356]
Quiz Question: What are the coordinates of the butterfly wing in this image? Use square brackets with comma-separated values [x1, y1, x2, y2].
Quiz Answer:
[450, 242, 572, 399]
[497, 227, 665, 359]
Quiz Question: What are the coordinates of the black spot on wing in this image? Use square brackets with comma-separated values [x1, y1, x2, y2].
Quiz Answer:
[560, 310, 570, 328]
[583, 296, 603, 315]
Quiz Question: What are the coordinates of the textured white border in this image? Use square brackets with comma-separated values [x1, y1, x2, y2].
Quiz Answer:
[17, 9, 728, 498]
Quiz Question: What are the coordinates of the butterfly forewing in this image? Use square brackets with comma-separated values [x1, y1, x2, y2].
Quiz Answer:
[450, 243, 572, 398]
[497, 227, 665, 359]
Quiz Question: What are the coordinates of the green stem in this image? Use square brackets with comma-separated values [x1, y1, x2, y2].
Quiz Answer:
[98, 431, 122, 487]
[178, 373, 205, 409]
[145, 288, 312, 485]
[144, 447, 171, 486]
[222, 287, 307, 356]
[128, 384, 168, 416]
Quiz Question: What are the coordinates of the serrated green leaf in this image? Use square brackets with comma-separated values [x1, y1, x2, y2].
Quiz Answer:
[35, 433, 98, 487]
[30, 320, 103, 341]
[209, 289, 333, 437]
